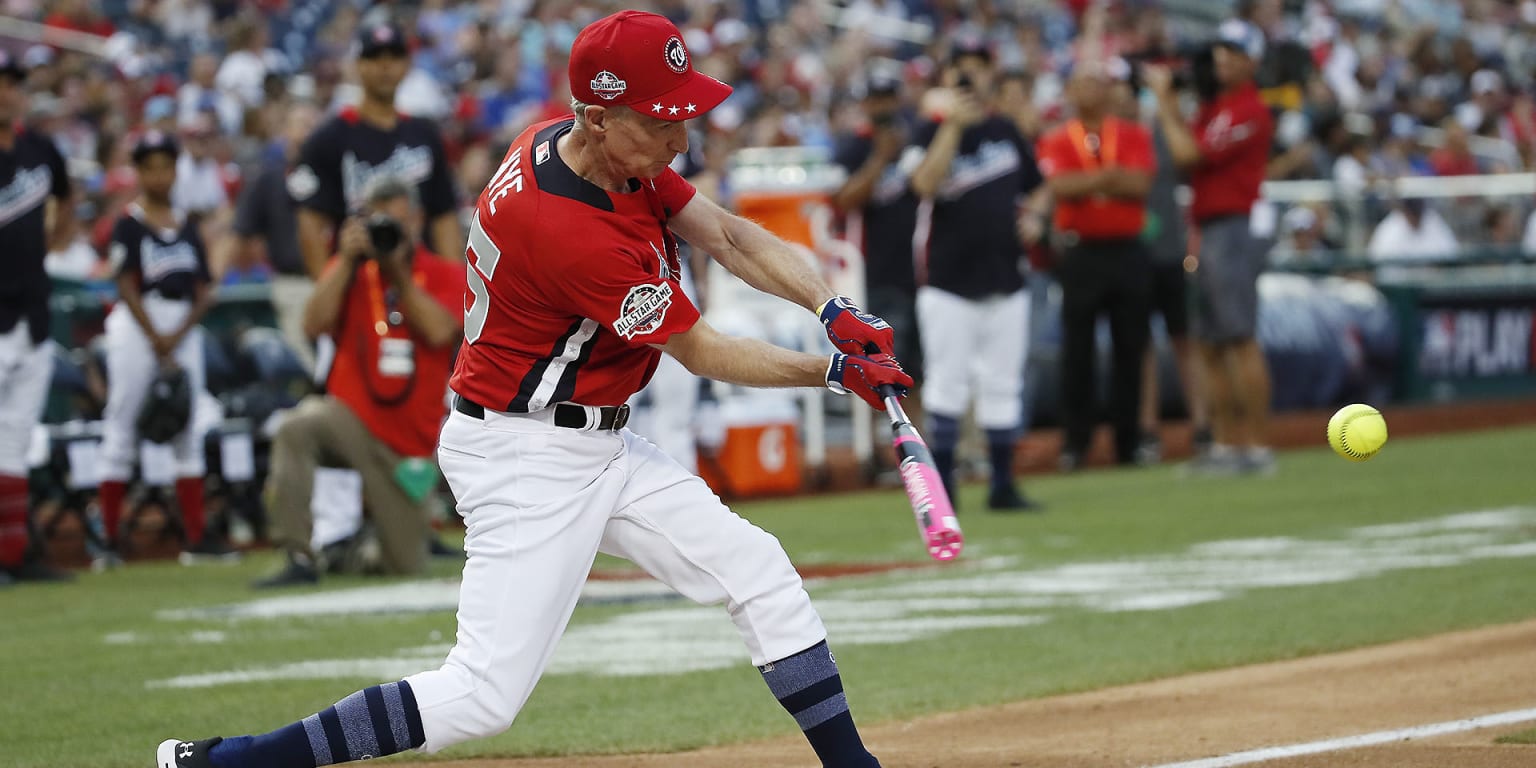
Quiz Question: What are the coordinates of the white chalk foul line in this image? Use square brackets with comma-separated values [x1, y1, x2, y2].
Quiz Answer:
[1148, 707, 1536, 768]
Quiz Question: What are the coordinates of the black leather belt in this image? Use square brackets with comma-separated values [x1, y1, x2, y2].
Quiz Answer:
[453, 395, 630, 431]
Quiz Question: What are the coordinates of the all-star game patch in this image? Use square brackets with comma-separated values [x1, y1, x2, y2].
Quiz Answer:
[590, 70, 627, 100]
[614, 282, 674, 339]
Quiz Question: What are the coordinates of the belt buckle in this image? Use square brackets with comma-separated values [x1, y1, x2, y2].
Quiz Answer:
[611, 404, 630, 431]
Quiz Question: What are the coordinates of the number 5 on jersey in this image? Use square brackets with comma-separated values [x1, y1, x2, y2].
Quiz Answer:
[464, 211, 501, 345]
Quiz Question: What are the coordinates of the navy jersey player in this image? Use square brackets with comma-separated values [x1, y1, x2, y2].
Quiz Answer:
[97, 131, 222, 558]
[0, 50, 74, 583]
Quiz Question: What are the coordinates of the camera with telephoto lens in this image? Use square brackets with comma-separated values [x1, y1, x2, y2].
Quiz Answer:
[365, 213, 404, 257]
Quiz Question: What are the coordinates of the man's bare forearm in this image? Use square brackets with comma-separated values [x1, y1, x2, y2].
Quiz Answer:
[910, 123, 964, 199]
[659, 322, 828, 389]
[707, 216, 834, 312]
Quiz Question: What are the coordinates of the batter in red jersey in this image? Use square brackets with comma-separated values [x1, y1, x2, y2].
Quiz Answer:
[159, 11, 906, 768]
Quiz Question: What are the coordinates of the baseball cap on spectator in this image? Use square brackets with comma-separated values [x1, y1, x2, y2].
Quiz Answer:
[0, 49, 26, 81]
[950, 34, 992, 64]
[357, 21, 409, 59]
[1471, 69, 1503, 96]
[713, 19, 751, 48]
[683, 27, 714, 59]
[131, 130, 180, 164]
[858, 68, 902, 99]
[143, 95, 176, 124]
[569, 11, 733, 122]
[1215, 19, 1265, 61]
[1282, 206, 1317, 233]
[22, 45, 52, 70]
[178, 111, 216, 138]
[1063, 57, 1128, 81]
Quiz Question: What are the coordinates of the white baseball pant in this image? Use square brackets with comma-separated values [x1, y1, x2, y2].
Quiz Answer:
[0, 321, 53, 476]
[627, 353, 699, 474]
[916, 286, 1030, 430]
[99, 297, 207, 482]
[405, 405, 827, 751]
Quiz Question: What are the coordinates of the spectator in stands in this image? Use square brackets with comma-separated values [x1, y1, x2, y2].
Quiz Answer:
[291, 20, 462, 282]
[1429, 117, 1484, 176]
[909, 37, 1047, 510]
[1333, 132, 1375, 196]
[230, 102, 322, 370]
[178, 52, 241, 136]
[254, 176, 463, 588]
[1270, 204, 1336, 267]
[1367, 198, 1460, 272]
[831, 68, 924, 477]
[1113, 65, 1210, 465]
[1372, 115, 1432, 179]
[1037, 60, 1154, 471]
[1485, 205, 1522, 252]
[1146, 19, 1278, 476]
[171, 112, 230, 219]
[215, 14, 277, 111]
[831, 68, 922, 390]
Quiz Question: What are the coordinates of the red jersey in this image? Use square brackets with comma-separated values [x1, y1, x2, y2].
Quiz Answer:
[451, 118, 702, 411]
[325, 245, 464, 457]
[1036, 116, 1154, 240]
[1188, 82, 1273, 223]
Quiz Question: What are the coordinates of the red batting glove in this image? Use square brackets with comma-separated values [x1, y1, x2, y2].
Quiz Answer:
[819, 295, 897, 358]
[825, 353, 914, 411]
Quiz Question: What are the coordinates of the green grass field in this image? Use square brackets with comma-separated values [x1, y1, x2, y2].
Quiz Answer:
[1498, 728, 1536, 745]
[5, 427, 1536, 768]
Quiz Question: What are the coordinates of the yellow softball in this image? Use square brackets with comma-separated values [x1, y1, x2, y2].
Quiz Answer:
[1327, 404, 1388, 462]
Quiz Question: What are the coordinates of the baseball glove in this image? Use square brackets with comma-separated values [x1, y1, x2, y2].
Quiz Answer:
[137, 365, 192, 443]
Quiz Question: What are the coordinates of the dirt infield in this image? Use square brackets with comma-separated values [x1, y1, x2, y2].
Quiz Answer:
[405, 619, 1536, 768]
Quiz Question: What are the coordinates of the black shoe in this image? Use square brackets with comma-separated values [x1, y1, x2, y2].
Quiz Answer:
[6, 558, 75, 582]
[180, 536, 240, 564]
[156, 737, 222, 768]
[252, 553, 319, 588]
[1192, 425, 1214, 455]
[987, 486, 1043, 513]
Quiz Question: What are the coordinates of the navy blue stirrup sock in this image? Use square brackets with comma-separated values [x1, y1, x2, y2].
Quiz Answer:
[928, 413, 960, 499]
[208, 680, 426, 768]
[760, 641, 880, 768]
[986, 428, 1019, 494]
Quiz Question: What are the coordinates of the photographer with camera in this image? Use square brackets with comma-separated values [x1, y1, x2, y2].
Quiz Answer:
[254, 176, 463, 587]
[1144, 19, 1276, 476]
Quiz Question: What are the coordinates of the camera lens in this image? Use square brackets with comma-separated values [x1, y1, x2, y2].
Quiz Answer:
[366, 214, 403, 255]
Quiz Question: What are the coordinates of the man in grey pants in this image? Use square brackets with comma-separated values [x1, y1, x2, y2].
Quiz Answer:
[1144, 19, 1276, 475]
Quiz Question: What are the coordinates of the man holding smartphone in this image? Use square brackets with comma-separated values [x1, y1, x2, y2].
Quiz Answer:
[908, 38, 1048, 511]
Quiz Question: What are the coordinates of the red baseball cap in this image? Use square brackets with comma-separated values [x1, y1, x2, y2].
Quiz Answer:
[569, 11, 733, 122]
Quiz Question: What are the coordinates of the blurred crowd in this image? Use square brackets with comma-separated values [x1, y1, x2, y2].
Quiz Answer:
[10, 0, 1536, 287]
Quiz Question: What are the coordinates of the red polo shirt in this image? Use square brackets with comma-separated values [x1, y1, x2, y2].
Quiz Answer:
[1036, 116, 1154, 240]
[1189, 82, 1273, 223]
[324, 245, 464, 458]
